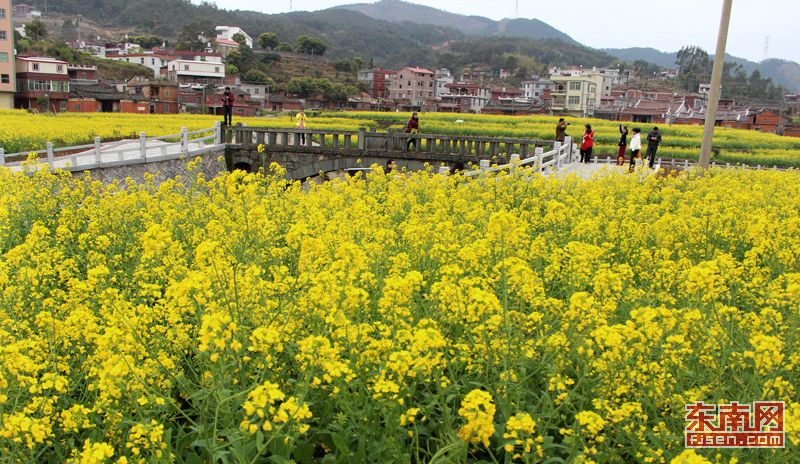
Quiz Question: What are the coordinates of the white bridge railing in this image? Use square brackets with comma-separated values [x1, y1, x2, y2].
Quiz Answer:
[1, 122, 222, 171]
[454, 136, 578, 177]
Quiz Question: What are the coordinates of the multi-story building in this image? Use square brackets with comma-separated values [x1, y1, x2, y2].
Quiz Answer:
[67, 64, 98, 85]
[434, 68, 454, 98]
[0, 0, 15, 109]
[106, 54, 172, 78]
[166, 59, 225, 86]
[439, 83, 491, 113]
[215, 26, 253, 48]
[14, 56, 70, 112]
[550, 72, 610, 117]
[521, 77, 553, 101]
[389, 67, 435, 106]
[357, 68, 396, 99]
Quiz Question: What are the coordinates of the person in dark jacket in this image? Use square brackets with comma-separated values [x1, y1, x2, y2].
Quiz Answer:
[221, 87, 235, 126]
[383, 159, 396, 175]
[555, 118, 569, 142]
[646, 127, 662, 169]
[405, 113, 420, 151]
[449, 160, 465, 175]
[617, 125, 628, 166]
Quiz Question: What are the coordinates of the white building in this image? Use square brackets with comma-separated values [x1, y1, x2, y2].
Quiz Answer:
[215, 26, 253, 48]
[521, 77, 553, 101]
[434, 68, 454, 98]
[105, 54, 172, 78]
[166, 60, 225, 86]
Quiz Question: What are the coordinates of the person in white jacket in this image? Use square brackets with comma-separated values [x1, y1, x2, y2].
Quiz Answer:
[628, 128, 642, 172]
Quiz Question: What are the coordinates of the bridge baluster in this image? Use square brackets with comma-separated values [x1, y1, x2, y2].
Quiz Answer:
[520, 144, 527, 158]
[428, 138, 434, 154]
[268, 132, 276, 146]
[281, 132, 288, 147]
[333, 134, 339, 149]
[344, 135, 352, 151]
[319, 133, 326, 148]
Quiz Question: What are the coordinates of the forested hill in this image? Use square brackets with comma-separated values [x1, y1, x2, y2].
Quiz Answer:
[335, 0, 578, 44]
[603, 47, 800, 93]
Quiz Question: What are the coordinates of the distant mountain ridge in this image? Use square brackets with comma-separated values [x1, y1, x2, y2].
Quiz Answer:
[602, 47, 800, 93]
[334, 0, 578, 45]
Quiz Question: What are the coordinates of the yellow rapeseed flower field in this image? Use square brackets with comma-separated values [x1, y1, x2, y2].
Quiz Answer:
[0, 158, 797, 463]
[3, 110, 800, 167]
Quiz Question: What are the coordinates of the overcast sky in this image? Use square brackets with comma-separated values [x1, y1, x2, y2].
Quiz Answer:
[208, 0, 796, 64]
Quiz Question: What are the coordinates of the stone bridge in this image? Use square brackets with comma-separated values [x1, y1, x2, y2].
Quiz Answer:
[222, 126, 570, 181]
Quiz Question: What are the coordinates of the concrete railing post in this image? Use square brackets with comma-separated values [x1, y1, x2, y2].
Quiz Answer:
[94, 137, 102, 164]
[0, 148, 5, 167]
[535, 147, 544, 173]
[214, 121, 222, 145]
[438, 166, 449, 175]
[140, 132, 147, 159]
[479, 159, 490, 173]
[387, 128, 395, 151]
[46, 142, 54, 167]
[564, 137, 573, 161]
[553, 142, 562, 168]
[358, 127, 366, 150]
[181, 127, 188, 152]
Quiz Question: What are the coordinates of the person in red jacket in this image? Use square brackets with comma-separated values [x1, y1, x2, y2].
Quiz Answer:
[580, 124, 595, 163]
[221, 87, 235, 126]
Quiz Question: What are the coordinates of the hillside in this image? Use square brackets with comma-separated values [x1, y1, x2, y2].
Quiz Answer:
[334, 0, 492, 33]
[602, 47, 800, 93]
[334, 0, 578, 44]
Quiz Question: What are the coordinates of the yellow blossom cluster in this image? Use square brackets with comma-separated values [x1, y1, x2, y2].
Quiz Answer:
[0, 158, 797, 463]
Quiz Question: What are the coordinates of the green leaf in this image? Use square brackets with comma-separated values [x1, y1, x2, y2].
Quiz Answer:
[292, 443, 315, 464]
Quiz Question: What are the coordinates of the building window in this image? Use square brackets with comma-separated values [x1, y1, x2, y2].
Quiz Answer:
[1, 74, 8, 84]
[463, 98, 469, 104]
[72, 104, 80, 110]
[254, 88, 259, 94]
[57, 65, 63, 72]
[60, 101, 67, 112]
[0, 31, 5, 40]
[215, 67, 220, 73]
[164, 104, 169, 114]
[164, 89, 169, 97]
[569, 82, 581, 91]
[0, 9, 5, 19]
[407, 81, 411, 85]
[428, 91, 432, 97]
[33, 63, 39, 71]
[0, 52, 7, 62]
[377, 73, 381, 78]
[184, 65, 189, 71]
[568, 96, 581, 106]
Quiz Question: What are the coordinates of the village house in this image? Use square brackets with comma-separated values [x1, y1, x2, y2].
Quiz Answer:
[481, 99, 550, 116]
[167, 59, 225, 86]
[67, 84, 140, 114]
[105, 54, 171, 78]
[389, 67, 435, 107]
[521, 77, 553, 102]
[357, 68, 397, 99]
[439, 83, 490, 113]
[14, 56, 70, 112]
[0, 0, 15, 109]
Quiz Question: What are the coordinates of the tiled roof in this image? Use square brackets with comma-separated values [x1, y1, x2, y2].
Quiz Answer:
[70, 84, 134, 101]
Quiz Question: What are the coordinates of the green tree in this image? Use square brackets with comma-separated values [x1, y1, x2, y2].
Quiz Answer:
[226, 50, 242, 69]
[504, 55, 519, 71]
[232, 32, 247, 46]
[353, 57, 366, 71]
[276, 42, 294, 52]
[146, 36, 164, 49]
[175, 20, 214, 51]
[225, 65, 239, 75]
[61, 19, 76, 40]
[296, 36, 327, 56]
[258, 32, 279, 50]
[24, 19, 48, 42]
[243, 69, 269, 84]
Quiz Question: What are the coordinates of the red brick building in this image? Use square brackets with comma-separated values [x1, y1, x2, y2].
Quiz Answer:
[14, 56, 70, 112]
[357, 68, 397, 99]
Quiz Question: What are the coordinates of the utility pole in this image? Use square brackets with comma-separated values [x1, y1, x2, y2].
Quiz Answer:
[699, 0, 733, 170]
[77, 15, 83, 49]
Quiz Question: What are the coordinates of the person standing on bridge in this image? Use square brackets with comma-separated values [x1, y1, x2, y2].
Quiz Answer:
[580, 124, 594, 164]
[295, 109, 308, 146]
[555, 118, 569, 143]
[221, 87, 235, 126]
[645, 126, 662, 169]
[629, 128, 642, 172]
[617, 125, 628, 166]
[405, 112, 420, 151]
